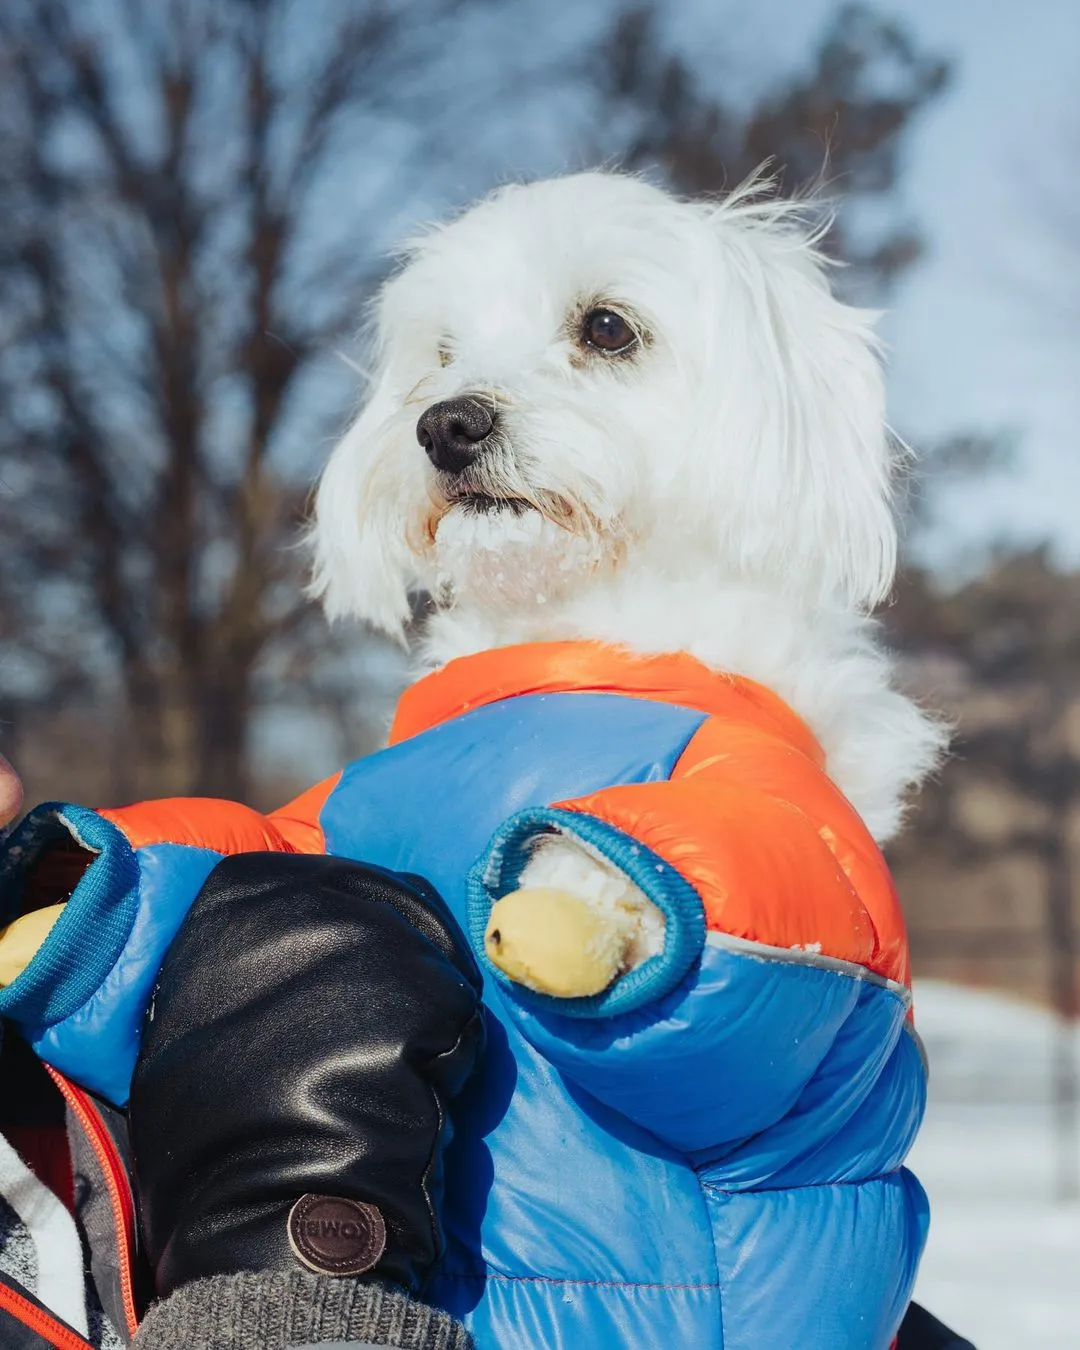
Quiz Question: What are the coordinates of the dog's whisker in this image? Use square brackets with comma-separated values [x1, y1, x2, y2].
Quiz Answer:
[402, 372, 446, 407]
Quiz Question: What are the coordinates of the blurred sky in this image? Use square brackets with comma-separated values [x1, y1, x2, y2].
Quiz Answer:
[699, 0, 1080, 575]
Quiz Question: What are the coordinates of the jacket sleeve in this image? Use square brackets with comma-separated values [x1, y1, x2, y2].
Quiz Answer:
[0, 781, 337, 1106]
[467, 717, 925, 1171]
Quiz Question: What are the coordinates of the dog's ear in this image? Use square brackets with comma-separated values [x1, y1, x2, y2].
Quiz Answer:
[704, 198, 899, 611]
[308, 366, 417, 641]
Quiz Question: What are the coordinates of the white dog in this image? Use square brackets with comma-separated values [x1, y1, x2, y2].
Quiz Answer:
[310, 171, 945, 988]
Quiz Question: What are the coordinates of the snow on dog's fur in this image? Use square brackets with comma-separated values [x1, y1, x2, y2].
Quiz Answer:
[310, 171, 945, 957]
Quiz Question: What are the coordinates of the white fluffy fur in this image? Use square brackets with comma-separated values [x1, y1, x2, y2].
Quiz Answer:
[310, 171, 946, 848]
[517, 834, 667, 971]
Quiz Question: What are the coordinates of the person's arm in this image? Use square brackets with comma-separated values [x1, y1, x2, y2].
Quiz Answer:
[126, 851, 484, 1350]
[133, 1273, 470, 1350]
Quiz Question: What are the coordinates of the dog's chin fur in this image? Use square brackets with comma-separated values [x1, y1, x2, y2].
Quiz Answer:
[430, 505, 609, 612]
[310, 170, 947, 844]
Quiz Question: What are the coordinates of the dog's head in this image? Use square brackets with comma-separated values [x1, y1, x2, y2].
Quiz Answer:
[311, 172, 897, 639]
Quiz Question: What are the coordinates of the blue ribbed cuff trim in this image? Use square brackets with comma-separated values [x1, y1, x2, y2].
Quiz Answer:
[467, 807, 706, 1019]
[0, 803, 139, 1026]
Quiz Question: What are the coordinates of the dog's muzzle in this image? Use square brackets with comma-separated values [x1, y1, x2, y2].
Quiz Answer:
[416, 396, 494, 474]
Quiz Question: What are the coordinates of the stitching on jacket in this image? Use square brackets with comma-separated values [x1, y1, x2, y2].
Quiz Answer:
[696, 1165, 726, 1346]
[439, 1271, 720, 1290]
[700, 1168, 905, 1197]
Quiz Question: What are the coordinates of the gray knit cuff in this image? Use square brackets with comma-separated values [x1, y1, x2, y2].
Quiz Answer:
[131, 1272, 473, 1350]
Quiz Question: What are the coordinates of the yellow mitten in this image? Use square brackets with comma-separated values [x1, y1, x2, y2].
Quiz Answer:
[0, 903, 67, 987]
[484, 888, 630, 997]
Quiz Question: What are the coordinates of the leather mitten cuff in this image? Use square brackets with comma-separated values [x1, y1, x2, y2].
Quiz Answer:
[132, 1272, 473, 1350]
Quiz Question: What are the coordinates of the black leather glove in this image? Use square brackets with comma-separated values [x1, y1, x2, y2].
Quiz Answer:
[128, 852, 485, 1300]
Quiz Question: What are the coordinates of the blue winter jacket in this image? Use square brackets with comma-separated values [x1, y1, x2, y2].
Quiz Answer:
[0, 642, 929, 1350]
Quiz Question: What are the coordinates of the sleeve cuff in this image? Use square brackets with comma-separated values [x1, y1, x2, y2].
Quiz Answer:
[132, 1273, 473, 1350]
[466, 806, 705, 1019]
[0, 804, 139, 1026]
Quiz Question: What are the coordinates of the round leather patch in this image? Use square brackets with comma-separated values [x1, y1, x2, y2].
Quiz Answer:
[287, 1194, 387, 1276]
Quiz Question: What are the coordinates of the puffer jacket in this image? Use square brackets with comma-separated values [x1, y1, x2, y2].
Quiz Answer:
[0, 641, 929, 1350]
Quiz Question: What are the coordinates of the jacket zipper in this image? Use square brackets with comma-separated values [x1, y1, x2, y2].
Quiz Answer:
[44, 1067, 140, 1340]
[0, 1280, 94, 1350]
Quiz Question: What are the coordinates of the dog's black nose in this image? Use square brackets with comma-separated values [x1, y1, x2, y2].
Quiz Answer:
[416, 396, 494, 473]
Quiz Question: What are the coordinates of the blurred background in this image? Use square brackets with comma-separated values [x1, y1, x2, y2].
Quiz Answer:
[0, 0, 1077, 1343]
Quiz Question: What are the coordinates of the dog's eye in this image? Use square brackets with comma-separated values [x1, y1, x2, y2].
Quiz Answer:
[437, 344, 454, 368]
[582, 308, 637, 355]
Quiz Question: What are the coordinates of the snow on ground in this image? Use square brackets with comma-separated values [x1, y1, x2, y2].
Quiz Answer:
[908, 981, 1080, 1349]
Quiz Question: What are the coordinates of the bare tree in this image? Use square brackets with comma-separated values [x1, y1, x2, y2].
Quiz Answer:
[0, 0, 497, 802]
[592, 2, 949, 299]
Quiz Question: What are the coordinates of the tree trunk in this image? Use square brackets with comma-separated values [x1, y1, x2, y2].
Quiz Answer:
[195, 661, 254, 803]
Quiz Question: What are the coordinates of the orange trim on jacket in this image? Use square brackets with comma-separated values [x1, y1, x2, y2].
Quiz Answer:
[390, 641, 825, 766]
[99, 799, 297, 855]
[269, 772, 343, 854]
[0, 1280, 95, 1350]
